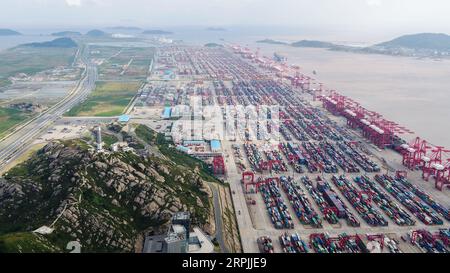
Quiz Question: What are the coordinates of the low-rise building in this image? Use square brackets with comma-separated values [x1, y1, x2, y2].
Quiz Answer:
[143, 212, 214, 253]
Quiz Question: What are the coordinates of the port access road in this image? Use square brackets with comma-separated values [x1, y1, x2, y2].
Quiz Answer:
[0, 63, 97, 171]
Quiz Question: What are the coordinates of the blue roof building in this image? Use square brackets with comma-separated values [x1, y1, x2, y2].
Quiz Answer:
[210, 139, 221, 152]
[118, 114, 130, 123]
[162, 107, 172, 119]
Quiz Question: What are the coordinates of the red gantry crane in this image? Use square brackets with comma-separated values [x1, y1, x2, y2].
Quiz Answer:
[212, 156, 226, 175]
[434, 159, 450, 191]
[319, 90, 413, 149]
[241, 171, 255, 193]
[401, 137, 430, 170]
[422, 146, 450, 181]
[367, 234, 385, 250]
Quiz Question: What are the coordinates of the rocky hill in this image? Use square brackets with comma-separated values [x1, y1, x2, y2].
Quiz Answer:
[0, 138, 212, 252]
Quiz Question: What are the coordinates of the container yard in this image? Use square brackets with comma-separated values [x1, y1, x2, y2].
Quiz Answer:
[259, 180, 294, 229]
[301, 176, 340, 225]
[279, 232, 309, 253]
[309, 233, 367, 253]
[315, 178, 361, 227]
[354, 176, 416, 226]
[407, 229, 449, 253]
[135, 44, 450, 253]
[280, 176, 322, 228]
[278, 143, 304, 173]
[375, 174, 443, 225]
[257, 236, 274, 253]
[332, 175, 388, 227]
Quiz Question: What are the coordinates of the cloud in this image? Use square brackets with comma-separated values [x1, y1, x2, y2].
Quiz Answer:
[65, 0, 82, 7]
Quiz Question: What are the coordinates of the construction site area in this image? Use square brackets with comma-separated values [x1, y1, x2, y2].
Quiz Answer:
[130, 44, 450, 253]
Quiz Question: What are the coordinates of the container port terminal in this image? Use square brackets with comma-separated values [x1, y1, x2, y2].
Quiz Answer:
[128, 43, 450, 253]
[1, 41, 448, 254]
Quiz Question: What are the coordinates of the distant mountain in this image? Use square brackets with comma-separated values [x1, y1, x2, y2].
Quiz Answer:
[0, 29, 21, 36]
[142, 29, 173, 35]
[204, 43, 223, 48]
[376, 33, 450, 51]
[24, 38, 78, 48]
[259, 32, 450, 59]
[107, 26, 142, 31]
[51, 31, 82, 37]
[85, 29, 109, 37]
[206, 27, 226, 32]
[256, 39, 288, 45]
[291, 40, 338, 48]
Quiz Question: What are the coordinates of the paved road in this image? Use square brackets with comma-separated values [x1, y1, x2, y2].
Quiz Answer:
[61, 116, 115, 121]
[210, 184, 229, 253]
[222, 139, 259, 253]
[0, 51, 97, 171]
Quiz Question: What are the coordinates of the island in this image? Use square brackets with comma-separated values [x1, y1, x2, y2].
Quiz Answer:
[23, 37, 78, 48]
[142, 29, 173, 35]
[51, 31, 82, 37]
[258, 32, 450, 58]
[256, 39, 288, 45]
[291, 40, 339, 48]
[204, 43, 223, 48]
[85, 29, 109, 37]
[375, 33, 450, 51]
[0, 28, 21, 36]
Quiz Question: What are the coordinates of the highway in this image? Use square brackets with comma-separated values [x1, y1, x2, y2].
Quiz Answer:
[0, 51, 97, 171]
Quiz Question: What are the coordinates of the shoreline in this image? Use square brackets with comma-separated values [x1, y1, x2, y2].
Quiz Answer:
[248, 42, 450, 149]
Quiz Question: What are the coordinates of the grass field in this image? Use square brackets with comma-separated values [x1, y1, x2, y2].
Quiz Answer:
[0, 232, 60, 253]
[102, 133, 119, 148]
[94, 46, 154, 81]
[65, 81, 141, 117]
[0, 46, 76, 88]
[135, 124, 156, 144]
[0, 107, 31, 138]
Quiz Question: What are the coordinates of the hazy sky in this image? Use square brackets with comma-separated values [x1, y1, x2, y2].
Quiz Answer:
[1, 0, 450, 34]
